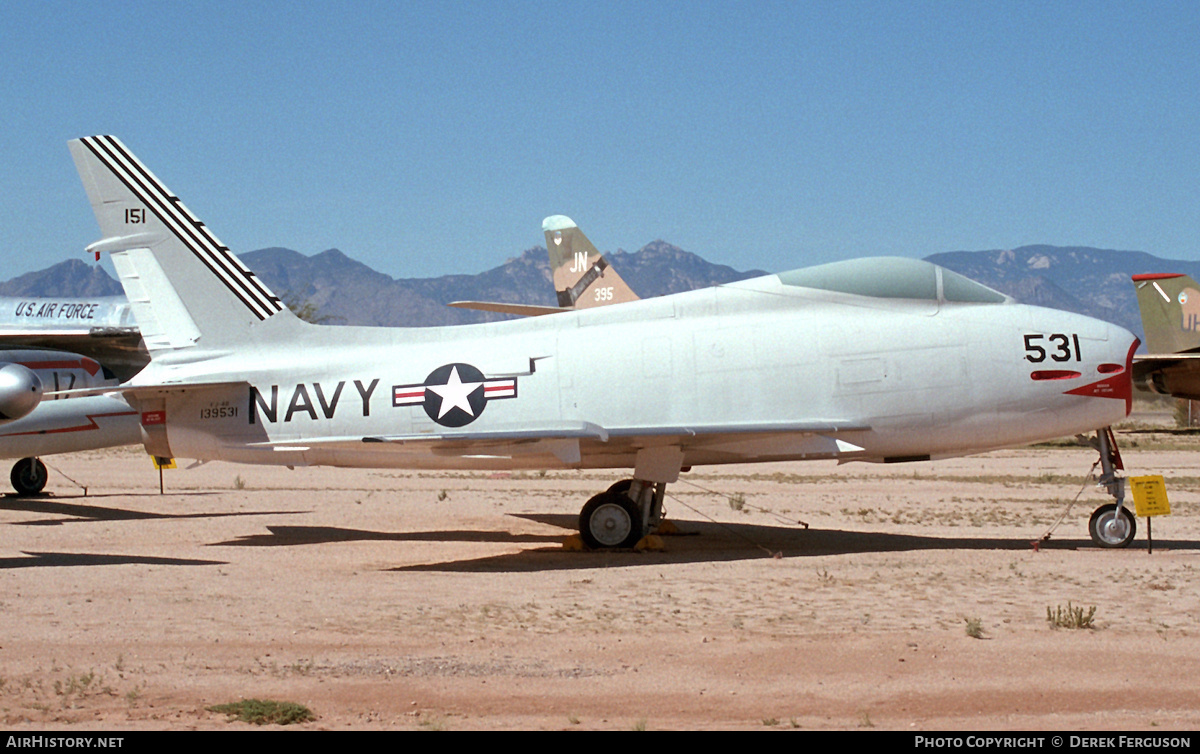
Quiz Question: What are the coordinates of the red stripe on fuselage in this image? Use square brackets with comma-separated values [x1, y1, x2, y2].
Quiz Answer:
[0, 410, 138, 437]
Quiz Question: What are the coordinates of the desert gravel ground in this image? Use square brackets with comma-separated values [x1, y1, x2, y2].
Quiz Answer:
[1, 426, 1199, 730]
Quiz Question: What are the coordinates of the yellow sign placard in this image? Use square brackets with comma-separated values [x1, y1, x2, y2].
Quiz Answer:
[151, 456, 177, 470]
[1129, 475, 1171, 518]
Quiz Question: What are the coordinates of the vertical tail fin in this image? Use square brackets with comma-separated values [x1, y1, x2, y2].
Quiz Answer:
[69, 135, 297, 354]
[542, 216, 639, 309]
[1132, 273, 1200, 354]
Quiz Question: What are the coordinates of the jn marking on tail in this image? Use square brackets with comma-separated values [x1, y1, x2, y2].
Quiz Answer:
[78, 135, 283, 321]
[558, 256, 612, 307]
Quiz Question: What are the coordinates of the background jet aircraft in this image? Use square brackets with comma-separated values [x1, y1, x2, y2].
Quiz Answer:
[1131, 273, 1200, 401]
[0, 296, 146, 493]
[0, 392, 141, 492]
[0, 296, 146, 380]
[65, 135, 1141, 549]
[448, 215, 639, 317]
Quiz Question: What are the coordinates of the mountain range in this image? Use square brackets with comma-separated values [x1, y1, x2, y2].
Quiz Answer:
[3, 241, 1198, 339]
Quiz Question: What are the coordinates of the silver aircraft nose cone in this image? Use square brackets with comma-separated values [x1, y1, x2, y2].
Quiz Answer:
[0, 363, 43, 421]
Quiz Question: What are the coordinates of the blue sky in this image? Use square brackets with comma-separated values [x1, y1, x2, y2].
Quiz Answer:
[3, 1, 1198, 280]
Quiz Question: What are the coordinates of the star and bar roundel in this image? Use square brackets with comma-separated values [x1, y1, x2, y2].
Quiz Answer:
[392, 363, 517, 427]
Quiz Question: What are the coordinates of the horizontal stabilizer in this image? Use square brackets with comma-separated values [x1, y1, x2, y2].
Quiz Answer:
[446, 301, 571, 317]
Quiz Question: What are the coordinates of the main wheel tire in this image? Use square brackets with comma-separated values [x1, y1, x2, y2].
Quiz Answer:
[1088, 503, 1136, 548]
[606, 478, 633, 495]
[579, 491, 643, 549]
[11, 457, 48, 496]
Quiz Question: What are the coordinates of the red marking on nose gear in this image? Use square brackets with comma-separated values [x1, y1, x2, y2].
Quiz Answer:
[1031, 370, 1081, 381]
[1064, 339, 1139, 415]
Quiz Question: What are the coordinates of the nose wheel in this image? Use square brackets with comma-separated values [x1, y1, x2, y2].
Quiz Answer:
[10, 457, 47, 496]
[1088, 503, 1136, 548]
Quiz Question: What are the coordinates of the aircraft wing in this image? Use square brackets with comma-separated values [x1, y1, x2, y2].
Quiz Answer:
[243, 422, 610, 449]
[1133, 353, 1200, 401]
[1134, 354, 1200, 364]
[446, 301, 570, 317]
[250, 418, 870, 445]
[0, 331, 146, 382]
[237, 419, 871, 466]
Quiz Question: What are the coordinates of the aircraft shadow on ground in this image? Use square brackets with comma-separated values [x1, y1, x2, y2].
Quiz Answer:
[7, 507, 1193, 573]
[3, 491, 223, 502]
[214, 526, 564, 548]
[394, 514, 1200, 572]
[0, 551, 225, 569]
[217, 514, 1200, 573]
[0, 496, 307, 526]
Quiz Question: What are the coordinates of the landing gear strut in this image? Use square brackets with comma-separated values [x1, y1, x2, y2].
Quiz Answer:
[1089, 428, 1136, 548]
[579, 478, 666, 549]
[10, 457, 48, 496]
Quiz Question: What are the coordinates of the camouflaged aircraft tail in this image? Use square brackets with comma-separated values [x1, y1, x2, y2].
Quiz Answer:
[542, 216, 639, 309]
[1132, 273, 1200, 354]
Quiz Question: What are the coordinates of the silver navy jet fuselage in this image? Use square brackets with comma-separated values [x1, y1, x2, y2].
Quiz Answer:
[65, 134, 1138, 549]
[131, 258, 1135, 473]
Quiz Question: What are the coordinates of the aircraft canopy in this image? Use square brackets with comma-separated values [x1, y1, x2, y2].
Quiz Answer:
[777, 257, 1007, 304]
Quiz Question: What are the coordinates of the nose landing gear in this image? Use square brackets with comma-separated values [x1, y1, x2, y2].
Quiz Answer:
[1089, 427, 1136, 548]
[10, 457, 48, 496]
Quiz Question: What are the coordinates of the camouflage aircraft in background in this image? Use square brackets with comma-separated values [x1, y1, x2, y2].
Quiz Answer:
[449, 215, 639, 317]
[56, 134, 1142, 550]
[1131, 273, 1200, 401]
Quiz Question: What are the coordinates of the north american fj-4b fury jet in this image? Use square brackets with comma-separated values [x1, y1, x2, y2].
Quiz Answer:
[64, 135, 1142, 549]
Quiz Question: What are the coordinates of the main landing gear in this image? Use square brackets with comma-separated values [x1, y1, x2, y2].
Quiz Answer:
[1088, 427, 1136, 548]
[578, 478, 666, 549]
[10, 457, 48, 496]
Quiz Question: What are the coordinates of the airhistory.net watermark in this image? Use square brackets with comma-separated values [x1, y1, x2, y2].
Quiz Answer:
[5, 737, 124, 749]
